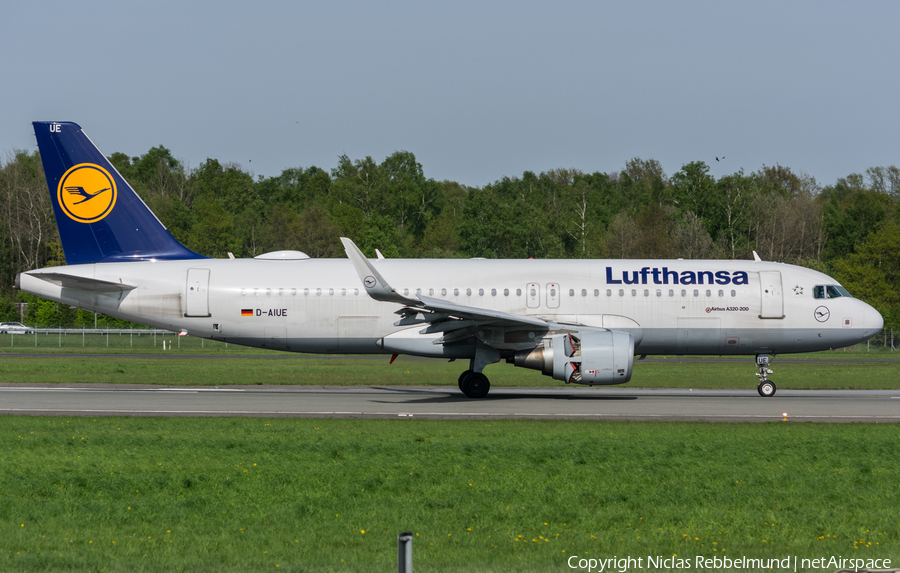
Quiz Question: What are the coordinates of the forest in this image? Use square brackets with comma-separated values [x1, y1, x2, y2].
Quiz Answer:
[1, 146, 898, 332]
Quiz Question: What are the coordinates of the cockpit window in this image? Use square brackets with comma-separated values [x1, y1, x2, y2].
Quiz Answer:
[833, 285, 852, 297]
[814, 285, 852, 299]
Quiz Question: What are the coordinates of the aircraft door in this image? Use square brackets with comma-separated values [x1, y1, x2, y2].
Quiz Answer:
[526, 283, 540, 309]
[759, 271, 784, 319]
[185, 268, 211, 317]
[546, 283, 560, 309]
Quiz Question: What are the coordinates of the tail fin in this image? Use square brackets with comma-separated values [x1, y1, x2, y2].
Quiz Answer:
[32, 121, 207, 265]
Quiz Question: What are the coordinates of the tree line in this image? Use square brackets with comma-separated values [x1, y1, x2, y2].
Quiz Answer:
[1, 146, 898, 331]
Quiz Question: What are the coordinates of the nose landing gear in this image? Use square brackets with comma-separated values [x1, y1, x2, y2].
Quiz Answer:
[755, 354, 776, 397]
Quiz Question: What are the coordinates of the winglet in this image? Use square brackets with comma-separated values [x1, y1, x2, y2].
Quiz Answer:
[340, 238, 417, 305]
[752, 250, 762, 262]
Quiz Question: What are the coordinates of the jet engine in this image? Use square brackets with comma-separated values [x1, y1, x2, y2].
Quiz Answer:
[510, 331, 634, 385]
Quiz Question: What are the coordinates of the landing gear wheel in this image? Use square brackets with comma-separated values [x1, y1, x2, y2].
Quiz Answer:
[460, 372, 490, 399]
[458, 370, 472, 391]
[757, 380, 776, 397]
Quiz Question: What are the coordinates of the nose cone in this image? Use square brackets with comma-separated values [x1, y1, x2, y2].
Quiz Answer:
[865, 303, 884, 331]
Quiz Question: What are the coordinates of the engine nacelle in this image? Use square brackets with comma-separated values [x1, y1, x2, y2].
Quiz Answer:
[511, 331, 634, 385]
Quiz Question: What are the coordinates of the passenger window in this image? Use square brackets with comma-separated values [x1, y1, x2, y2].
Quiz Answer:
[618, 289, 624, 297]
[730, 289, 736, 297]
[594, 289, 599, 296]
[656, 289, 662, 297]
[530, 288, 536, 296]
[454, 288, 459, 296]
[718, 290, 723, 297]
[569, 289, 575, 296]
[705, 289, 711, 297]
[491, 288, 497, 296]
[479, 288, 485, 296]
[303, 288, 309, 296]
[550, 288, 556, 297]
[341, 288, 346, 296]
[316, 288, 322, 296]
[516, 289, 522, 296]
[429, 288, 434, 296]
[681, 289, 686, 297]
[291, 288, 297, 296]
[416, 288, 422, 296]
[693, 290, 699, 297]
[403, 288, 409, 296]
[504, 288, 510, 296]
[631, 289, 637, 296]
[266, 288, 272, 296]
[467, 288, 472, 296]
[441, 288, 447, 296]
[606, 289, 612, 296]
[278, 288, 284, 296]
[643, 289, 649, 297]
[668, 289, 674, 297]
[329, 288, 334, 296]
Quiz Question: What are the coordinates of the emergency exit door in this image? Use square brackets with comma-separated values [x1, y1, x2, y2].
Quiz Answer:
[185, 268, 211, 317]
[758, 271, 784, 319]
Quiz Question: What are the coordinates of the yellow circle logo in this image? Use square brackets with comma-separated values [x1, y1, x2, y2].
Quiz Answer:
[57, 163, 117, 223]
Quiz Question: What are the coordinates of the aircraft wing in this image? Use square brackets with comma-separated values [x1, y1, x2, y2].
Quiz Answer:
[27, 272, 137, 292]
[341, 238, 554, 345]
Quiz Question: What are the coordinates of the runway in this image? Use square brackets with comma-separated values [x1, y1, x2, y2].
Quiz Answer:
[0, 384, 898, 422]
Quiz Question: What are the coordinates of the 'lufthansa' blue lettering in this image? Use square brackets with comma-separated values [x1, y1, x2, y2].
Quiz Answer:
[605, 267, 750, 286]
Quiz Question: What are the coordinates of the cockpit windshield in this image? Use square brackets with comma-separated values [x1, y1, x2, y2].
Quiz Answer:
[813, 285, 852, 299]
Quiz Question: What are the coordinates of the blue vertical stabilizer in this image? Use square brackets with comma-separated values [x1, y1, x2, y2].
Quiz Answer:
[33, 121, 207, 264]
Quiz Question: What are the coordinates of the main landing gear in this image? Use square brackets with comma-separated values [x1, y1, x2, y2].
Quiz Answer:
[755, 354, 776, 397]
[458, 370, 490, 399]
[457, 342, 499, 399]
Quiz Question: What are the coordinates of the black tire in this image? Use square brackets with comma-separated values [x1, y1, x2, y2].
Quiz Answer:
[757, 380, 776, 397]
[458, 370, 472, 391]
[461, 372, 490, 399]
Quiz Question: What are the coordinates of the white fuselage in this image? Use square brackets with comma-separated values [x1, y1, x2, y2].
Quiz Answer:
[20, 257, 883, 357]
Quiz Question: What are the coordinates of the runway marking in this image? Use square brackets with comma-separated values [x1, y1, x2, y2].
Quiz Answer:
[0, 408, 899, 420]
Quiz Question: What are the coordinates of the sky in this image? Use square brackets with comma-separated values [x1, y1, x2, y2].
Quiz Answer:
[2, 1, 898, 188]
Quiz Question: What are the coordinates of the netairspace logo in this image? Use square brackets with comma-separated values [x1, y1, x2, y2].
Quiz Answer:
[566, 554, 892, 572]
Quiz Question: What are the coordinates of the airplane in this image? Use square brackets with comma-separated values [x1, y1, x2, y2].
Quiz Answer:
[16, 121, 884, 398]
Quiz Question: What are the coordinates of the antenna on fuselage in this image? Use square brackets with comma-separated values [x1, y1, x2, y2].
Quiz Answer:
[752, 251, 762, 262]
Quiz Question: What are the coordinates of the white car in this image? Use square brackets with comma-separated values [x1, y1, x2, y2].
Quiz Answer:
[0, 322, 33, 334]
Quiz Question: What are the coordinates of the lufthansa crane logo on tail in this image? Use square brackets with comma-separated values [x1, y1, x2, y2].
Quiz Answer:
[56, 163, 117, 223]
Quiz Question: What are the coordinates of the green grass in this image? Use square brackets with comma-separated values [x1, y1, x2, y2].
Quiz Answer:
[1, 331, 267, 354]
[0, 418, 896, 571]
[1, 353, 899, 390]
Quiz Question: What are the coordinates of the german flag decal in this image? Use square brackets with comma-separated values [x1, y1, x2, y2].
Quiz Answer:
[241, 309, 253, 317]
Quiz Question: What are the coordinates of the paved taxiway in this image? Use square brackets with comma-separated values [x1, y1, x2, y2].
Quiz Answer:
[0, 385, 897, 422]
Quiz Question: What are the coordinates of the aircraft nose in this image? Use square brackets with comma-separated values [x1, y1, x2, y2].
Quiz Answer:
[864, 303, 884, 330]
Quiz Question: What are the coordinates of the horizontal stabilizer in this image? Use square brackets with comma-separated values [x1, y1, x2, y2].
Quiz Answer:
[28, 272, 136, 292]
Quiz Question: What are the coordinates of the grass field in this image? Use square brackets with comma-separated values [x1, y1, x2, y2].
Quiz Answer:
[1, 352, 899, 390]
[0, 417, 896, 572]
